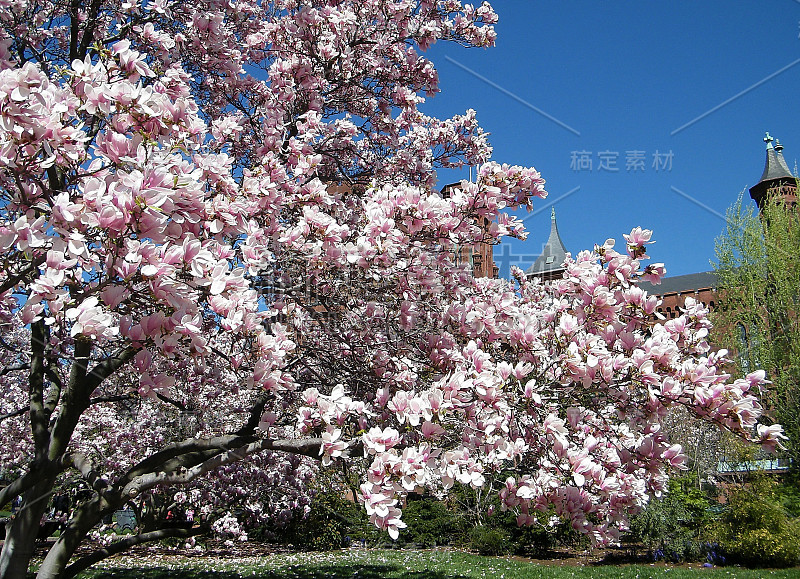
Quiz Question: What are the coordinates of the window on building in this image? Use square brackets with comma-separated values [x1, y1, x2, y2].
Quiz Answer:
[737, 323, 751, 372]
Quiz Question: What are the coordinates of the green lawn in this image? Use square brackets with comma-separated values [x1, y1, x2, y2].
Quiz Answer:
[78, 549, 800, 579]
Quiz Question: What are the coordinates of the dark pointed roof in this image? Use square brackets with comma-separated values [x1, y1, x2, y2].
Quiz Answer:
[757, 133, 793, 182]
[526, 208, 568, 277]
[750, 132, 796, 206]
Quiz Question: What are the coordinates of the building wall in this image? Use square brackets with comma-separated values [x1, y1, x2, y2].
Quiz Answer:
[654, 287, 718, 320]
[454, 217, 497, 278]
[441, 184, 497, 278]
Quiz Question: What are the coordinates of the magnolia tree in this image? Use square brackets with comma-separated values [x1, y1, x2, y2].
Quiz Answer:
[0, 319, 316, 552]
[0, 0, 785, 577]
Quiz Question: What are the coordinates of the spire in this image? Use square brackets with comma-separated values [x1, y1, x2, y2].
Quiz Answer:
[526, 208, 569, 280]
[757, 132, 792, 182]
[750, 132, 796, 208]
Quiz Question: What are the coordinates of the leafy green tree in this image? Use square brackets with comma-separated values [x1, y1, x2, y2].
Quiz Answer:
[713, 192, 800, 469]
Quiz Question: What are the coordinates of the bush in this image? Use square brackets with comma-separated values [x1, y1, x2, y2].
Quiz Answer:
[468, 526, 512, 556]
[717, 483, 800, 568]
[447, 477, 577, 556]
[398, 495, 468, 547]
[628, 475, 714, 562]
[774, 479, 800, 517]
[284, 491, 357, 551]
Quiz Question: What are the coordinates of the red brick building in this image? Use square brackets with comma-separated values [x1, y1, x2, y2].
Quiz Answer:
[441, 183, 498, 278]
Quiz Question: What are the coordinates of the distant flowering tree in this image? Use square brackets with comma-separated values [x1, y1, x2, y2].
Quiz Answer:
[0, 1, 784, 578]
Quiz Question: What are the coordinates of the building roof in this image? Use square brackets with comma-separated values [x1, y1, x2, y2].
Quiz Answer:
[638, 270, 719, 295]
[749, 132, 795, 206]
[757, 133, 793, 183]
[526, 208, 569, 277]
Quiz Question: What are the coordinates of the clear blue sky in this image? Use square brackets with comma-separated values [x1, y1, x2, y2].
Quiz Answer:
[421, 1, 800, 278]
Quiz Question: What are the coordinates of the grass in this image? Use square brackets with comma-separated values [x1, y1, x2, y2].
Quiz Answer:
[77, 549, 800, 579]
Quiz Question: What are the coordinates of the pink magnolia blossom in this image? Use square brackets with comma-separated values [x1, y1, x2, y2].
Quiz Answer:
[0, 2, 785, 577]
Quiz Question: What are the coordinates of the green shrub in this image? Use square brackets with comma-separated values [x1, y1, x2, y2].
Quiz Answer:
[285, 491, 356, 551]
[628, 475, 714, 562]
[468, 525, 512, 556]
[398, 496, 468, 547]
[481, 508, 562, 556]
[447, 477, 577, 556]
[774, 479, 800, 517]
[717, 483, 800, 568]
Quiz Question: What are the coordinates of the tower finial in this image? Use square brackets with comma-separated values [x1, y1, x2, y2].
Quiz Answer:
[551, 207, 556, 220]
[765, 132, 774, 149]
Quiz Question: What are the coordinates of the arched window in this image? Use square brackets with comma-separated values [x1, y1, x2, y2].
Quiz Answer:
[737, 323, 751, 372]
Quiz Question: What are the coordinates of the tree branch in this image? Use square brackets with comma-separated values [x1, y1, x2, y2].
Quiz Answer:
[155, 391, 188, 412]
[0, 406, 29, 422]
[235, 393, 271, 436]
[122, 438, 324, 499]
[118, 434, 258, 487]
[88, 393, 135, 406]
[48, 345, 138, 460]
[64, 452, 110, 494]
[29, 320, 50, 458]
[0, 459, 61, 508]
[0, 254, 46, 295]
[0, 362, 30, 377]
[64, 526, 206, 579]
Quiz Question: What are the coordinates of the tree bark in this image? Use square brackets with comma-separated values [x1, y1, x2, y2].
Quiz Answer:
[34, 495, 105, 579]
[0, 477, 57, 579]
[63, 527, 205, 579]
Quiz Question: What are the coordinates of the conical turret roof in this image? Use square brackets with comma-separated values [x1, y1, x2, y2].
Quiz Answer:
[750, 132, 797, 208]
[526, 208, 568, 278]
[757, 133, 793, 182]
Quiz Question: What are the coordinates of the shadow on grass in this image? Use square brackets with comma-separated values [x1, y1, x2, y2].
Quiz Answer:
[84, 563, 468, 579]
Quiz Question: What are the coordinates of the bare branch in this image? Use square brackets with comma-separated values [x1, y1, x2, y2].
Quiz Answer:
[88, 394, 135, 406]
[122, 437, 324, 499]
[0, 406, 29, 422]
[0, 362, 29, 377]
[0, 254, 46, 295]
[64, 526, 206, 579]
[155, 391, 188, 412]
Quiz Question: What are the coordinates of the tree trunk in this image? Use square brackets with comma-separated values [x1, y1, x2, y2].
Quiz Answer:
[35, 497, 102, 579]
[0, 478, 56, 579]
